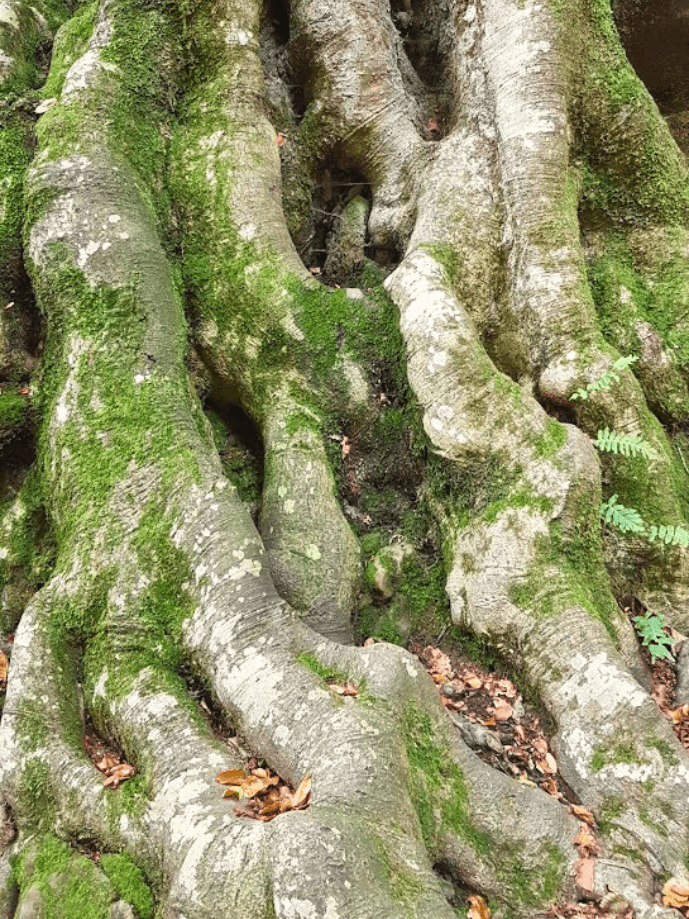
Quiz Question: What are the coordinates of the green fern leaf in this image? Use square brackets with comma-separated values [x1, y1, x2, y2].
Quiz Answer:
[600, 496, 646, 534]
[594, 428, 654, 459]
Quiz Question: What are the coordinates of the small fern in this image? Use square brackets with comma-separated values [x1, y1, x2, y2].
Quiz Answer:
[632, 610, 674, 663]
[594, 428, 655, 459]
[600, 495, 646, 534]
[570, 355, 638, 401]
[647, 524, 689, 548]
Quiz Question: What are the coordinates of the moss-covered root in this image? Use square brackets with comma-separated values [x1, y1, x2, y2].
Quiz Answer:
[0, 486, 45, 634]
[0, 594, 139, 854]
[578, 0, 689, 230]
[297, 633, 580, 913]
[261, 399, 361, 643]
[12, 836, 147, 919]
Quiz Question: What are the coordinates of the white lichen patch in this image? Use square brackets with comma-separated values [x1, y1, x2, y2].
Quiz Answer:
[559, 652, 648, 717]
[305, 545, 321, 561]
[0, 2, 19, 29]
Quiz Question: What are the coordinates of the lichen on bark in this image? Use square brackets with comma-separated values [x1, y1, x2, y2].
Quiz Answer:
[1, 0, 689, 916]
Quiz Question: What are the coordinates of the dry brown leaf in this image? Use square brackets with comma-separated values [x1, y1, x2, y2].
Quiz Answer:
[544, 752, 558, 773]
[669, 705, 689, 724]
[570, 804, 595, 826]
[574, 856, 596, 893]
[276, 132, 287, 147]
[0, 650, 7, 684]
[540, 777, 561, 798]
[223, 786, 244, 798]
[465, 675, 482, 690]
[342, 683, 358, 697]
[216, 768, 246, 785]
[573, 826, 600, 856]
[341, 436, 351, 458]
[493, 701, 513, 722]
[467, 894, 490, 919]
[662, 878, 689, 909]
[363, 637, 375, 647]
[532, 736, 549, 757]
[292, 773, 311, 808]
[103, 763, 135, 788]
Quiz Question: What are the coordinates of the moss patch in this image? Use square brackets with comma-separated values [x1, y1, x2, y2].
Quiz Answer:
[100, 853, 154, 919]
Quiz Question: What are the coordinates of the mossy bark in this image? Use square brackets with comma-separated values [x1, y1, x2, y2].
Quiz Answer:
[1, 0, 689, 916]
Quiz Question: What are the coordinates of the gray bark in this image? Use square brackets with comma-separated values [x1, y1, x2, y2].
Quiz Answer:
[1, 0, 689, 916]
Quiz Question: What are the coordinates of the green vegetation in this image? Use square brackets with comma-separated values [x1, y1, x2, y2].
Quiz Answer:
[14, 836, 114, 919]
[296, 652, 349, 687]
[590, 738, 642, 773]
[101, 853, 154, 919]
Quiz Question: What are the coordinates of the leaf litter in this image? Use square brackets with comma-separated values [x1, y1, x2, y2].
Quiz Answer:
[408, 641, 626, 919]
[216, 763, 311, 821]
[84, 727, 136, 789]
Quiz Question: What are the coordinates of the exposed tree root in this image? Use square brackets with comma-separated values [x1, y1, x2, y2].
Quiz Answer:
[2, 0, 689, 916]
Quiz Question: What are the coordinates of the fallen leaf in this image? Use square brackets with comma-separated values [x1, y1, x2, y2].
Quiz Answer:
[4, 302, 13, 310]
[276, 132, 287, 147]
[662, 877, 689, 909]
[669, 705, 689, 724]
[292, 773, 311, 808]
[223, 786, 244, 798]
[573, 826, 600, 856]
[544, 752, 558, 773]
[216, 768, 246, 785]
[467, 894, 490, 919]
[540, 777, 561, 798]
[493, 701, 513, 722]
[532, 736, 549, 757]
[341, 436, 351, 458]
[308, 267, 321, 275]
[574, 856, 596, 892]
[570, 804, 595, 826]
[103, 763, 135, 788]
[0, 650, 7, 683]
[465, 675, 482, 690]
[427, 118, 439, 133]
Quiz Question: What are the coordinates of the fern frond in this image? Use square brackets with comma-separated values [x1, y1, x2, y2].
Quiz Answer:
[600, 495, 646, 534]
[594, 428, 655, 459]
[570, 355, 638, 402]
[647, 524, 689, 548]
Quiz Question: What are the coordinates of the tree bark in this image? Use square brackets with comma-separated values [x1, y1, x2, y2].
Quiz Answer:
[1, 0, 689, 916]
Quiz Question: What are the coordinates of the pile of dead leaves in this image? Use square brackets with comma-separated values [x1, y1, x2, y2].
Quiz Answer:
[84, 731, 135, 789]
[662, 878, 689, 914]
[216, 764, 311, 822]
[417, 645, 570, 800]
[547, 898, 632, 919]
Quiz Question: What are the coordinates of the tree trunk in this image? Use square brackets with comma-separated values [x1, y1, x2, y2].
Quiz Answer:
[1, 0, 689, 916]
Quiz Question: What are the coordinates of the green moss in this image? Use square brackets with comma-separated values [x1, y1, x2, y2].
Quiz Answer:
[533, 420, 567, 459]
[374, 837, 425, 914]
[0, 390, 30, 434]
[403, 703, 490, 854]
[41, 3, 97, 100]
[296, 651, 349, 687]
[588, 232, 689, 372]
[15, 836, 114, 919]
[590, 738, 643, 773]
[18, 760, 56, 832]
[403, 705, 564, 910]
[598, 796, 625, 835]
[100, 853, 154, 919]
[638, 805, 668, 838]
[646, 738, 679, 767]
